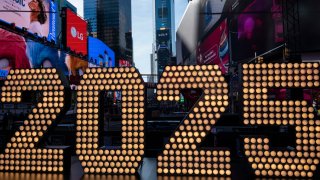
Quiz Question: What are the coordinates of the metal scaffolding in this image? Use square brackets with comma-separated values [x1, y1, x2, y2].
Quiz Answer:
[282, 0, 301, 62]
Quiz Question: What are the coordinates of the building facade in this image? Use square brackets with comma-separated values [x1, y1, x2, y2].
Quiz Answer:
[154, 0, 175, 78]
[176, 0, 200, 65]
[84, 0, 98, 37]
[97, 0, 133, 66]
[65, 1, 77, 13]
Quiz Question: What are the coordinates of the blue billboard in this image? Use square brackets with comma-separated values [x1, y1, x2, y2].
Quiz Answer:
[88, 37, 115, 67]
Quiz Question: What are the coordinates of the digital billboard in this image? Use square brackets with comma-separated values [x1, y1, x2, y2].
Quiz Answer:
[231, 0, 284, 61]
[200, 0, 227, 36]
[66, 55, 88, 86]
[119, 59, 131, 67]
[199, 0, 237, 38]
[0, 28, 67, 76]
[88, 37, 115, 68]
[196, 19, 229, 74]
[65, 8, 88, 56]
[0, 29, 30, 74]
[0, 0, 56, 40]
[156, 29, 170, 43]
[0, 28, 88, 85]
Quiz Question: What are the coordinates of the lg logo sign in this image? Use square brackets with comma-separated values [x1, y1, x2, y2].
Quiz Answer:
[71, 26, 84, 40]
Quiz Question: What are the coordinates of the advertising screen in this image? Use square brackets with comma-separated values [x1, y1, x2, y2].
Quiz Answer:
[0, 28, 88, 85]
[199, 0, 237, 38]
[67, 55, 88, 86]
[231, 0, 283, 61]
[119, 59, 131, 67]
[156, 29, 170, 43]
[65, 9, 87, 56]
[0, 0, 56, 40]
[196, 19, 229, 74]
[0, 28, 67, 76]
[200, 0, 227, 36]
[88, 37, 115, 68]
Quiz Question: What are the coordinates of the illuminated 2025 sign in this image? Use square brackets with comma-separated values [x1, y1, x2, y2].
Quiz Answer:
[0, 63, 318, 178]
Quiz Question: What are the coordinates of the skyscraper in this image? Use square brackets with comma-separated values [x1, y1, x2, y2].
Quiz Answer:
[97, 0, 133, 66]
[154, 0, 175, 78]
[84, 0, 98, 37]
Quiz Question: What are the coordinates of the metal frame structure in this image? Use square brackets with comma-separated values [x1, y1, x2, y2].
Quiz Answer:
[282, 0, 301, 61]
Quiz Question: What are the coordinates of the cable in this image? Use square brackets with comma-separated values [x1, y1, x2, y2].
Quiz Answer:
[0, 10, 57, 13]
[200, 11, 283, 15]
[237, 44, 285, 64]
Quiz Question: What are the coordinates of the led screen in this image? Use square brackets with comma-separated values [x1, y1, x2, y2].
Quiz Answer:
[231, 0, 284, 61]
[196, 19, 229, 74]
[156, 29, 170, 43]
[65, 9, 88, 56]
[119, 59, 131, 67]
[88, 37, 115, 68]
[199, 0, 239, 38]
[0, 28, 88, 85]
[0, 0, 56, 40]
[200, 0, 227, 37]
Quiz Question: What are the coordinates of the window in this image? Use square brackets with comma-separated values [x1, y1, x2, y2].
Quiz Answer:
[158, 7, 168, 18]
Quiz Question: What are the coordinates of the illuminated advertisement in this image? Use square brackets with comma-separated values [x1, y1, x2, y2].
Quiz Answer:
[0, 28, 67, 75]
[88, 37, 115, 68]
[199, 0, 239, 37]
[0, 0, 56, 40]
[65, 8, 88, 56]
[200, 0, 227, 36]
[0, 28, 88, 85]
[67, 55, 88, 86]
[119, 59, 131, 67]
[156, 29, 170, 43]
[196, 19, 229, 74]
[231, 0, 283, 61]
[0, 29, 30, 76]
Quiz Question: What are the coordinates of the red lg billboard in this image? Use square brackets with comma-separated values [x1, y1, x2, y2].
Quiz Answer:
[65, 9, 87, 56]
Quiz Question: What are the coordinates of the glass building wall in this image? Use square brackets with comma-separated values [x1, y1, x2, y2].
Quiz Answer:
[154, 0, 175, 78]
[97, 0, 133, 66]
[84, 0, 98, 37]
